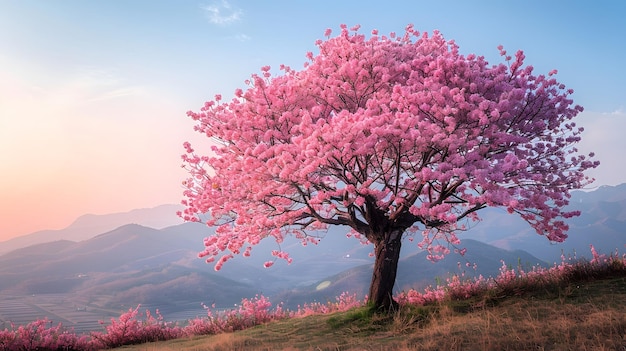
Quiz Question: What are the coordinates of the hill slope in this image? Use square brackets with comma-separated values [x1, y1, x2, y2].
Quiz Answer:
[111, 275, 626, 351]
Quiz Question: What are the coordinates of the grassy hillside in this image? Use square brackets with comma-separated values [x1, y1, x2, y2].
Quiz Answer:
[113, 275, 626, 350]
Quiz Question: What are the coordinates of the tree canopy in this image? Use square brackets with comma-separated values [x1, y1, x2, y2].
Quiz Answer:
[180, 24, 598, 309]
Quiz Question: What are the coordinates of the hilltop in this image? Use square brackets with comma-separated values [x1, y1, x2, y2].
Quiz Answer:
[112, 275, 626, 350]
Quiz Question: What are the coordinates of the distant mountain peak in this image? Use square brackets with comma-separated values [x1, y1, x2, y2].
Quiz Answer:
[0, 204, 185, 255]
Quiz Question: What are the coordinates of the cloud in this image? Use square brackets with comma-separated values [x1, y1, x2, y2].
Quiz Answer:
[202, 0, 242, 25]
[575, 110, 626, 187]
[86, 86, 146, 103]
[40, 67, 145, 107]
[232, 33, 251, 42]
[604, 107, 624, 115]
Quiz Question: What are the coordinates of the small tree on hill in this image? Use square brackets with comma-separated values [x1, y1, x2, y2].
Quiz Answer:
[180, 24, 598, 310]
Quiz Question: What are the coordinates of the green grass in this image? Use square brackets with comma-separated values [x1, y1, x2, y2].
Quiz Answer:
[112, 272, 626, 351]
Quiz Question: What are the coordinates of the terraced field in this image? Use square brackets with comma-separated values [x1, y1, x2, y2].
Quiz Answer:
[0, 293, 119, 334]
[0, 293, 211, 335]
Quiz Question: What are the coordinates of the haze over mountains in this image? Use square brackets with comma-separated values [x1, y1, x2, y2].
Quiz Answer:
[0, 184, 624, 332]
[471, 183, 626, 261]
[0, 204, 184, 256]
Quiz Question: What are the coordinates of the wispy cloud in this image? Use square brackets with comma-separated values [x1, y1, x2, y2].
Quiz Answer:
[86, 86, 145, 103]
[232, 33, 251, 42]
[44, 67, 145, 107]
[201, 0, 242, 25]
[604, 107, 624, 116]
[575, 110, 626, 186]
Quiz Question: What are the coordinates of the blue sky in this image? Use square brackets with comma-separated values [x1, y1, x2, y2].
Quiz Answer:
[0, 0, 624, 239]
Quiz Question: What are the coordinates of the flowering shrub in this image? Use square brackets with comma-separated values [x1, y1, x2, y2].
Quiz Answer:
[0, 319, 90, 351]
[183, 294, 287, 336]
[397, 245, 626, 306]
[0, 245, 623, 350]
[294, 292, 362, 317]
[90, 306, 183, 349]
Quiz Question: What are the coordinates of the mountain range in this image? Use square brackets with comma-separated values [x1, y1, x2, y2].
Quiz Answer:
[469, 183, 626, 261]
[0, 204, 184, 256]
[0, 184, 624, 330]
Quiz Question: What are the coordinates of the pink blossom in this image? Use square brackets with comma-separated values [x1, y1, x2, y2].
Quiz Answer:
[354, 196, 365, 206]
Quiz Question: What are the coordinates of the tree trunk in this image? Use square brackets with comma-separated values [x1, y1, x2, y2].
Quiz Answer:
[368, 229, 403, 311]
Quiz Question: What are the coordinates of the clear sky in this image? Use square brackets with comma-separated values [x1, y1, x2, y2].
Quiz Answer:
[1, 0, 624, 241]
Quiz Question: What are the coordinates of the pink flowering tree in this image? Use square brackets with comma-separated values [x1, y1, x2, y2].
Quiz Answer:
[180, 24, 598, 310]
